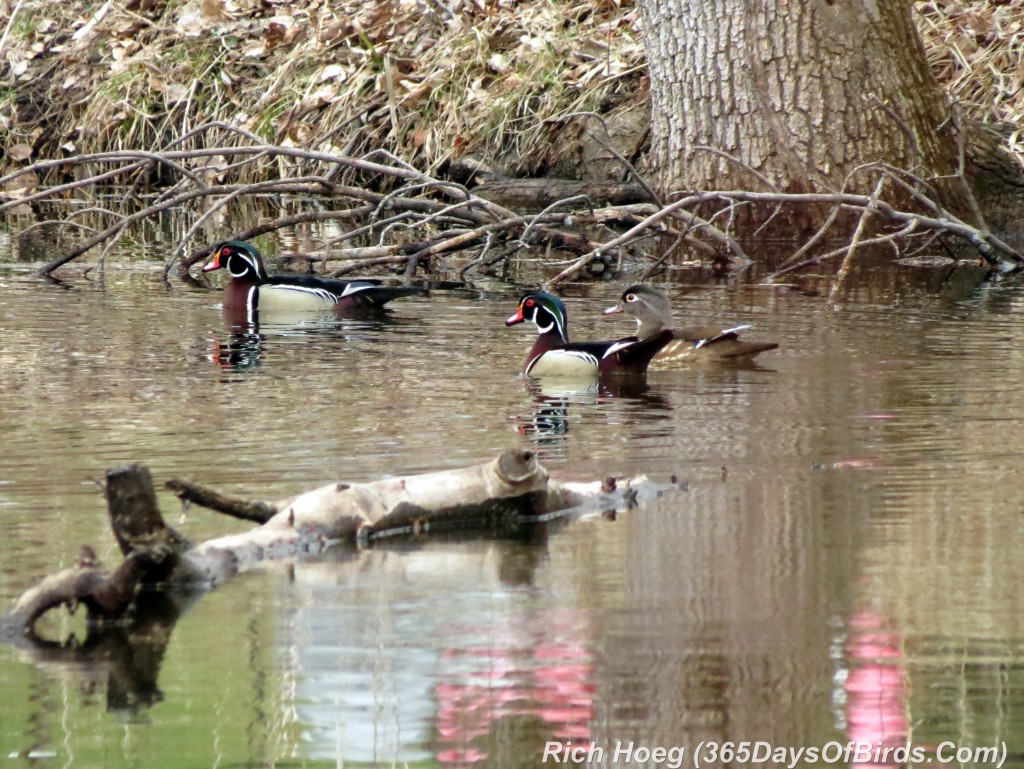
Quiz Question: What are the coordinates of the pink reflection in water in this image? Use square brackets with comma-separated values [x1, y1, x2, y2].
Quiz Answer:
[433, 611, 594, 768]
[845, 609, 910, 768]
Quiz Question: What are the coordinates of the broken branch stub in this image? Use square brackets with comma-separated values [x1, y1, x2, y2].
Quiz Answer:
[107, 465, 191, 560]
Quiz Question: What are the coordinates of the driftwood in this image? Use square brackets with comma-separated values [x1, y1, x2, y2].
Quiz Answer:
[3, 449, 668, 638]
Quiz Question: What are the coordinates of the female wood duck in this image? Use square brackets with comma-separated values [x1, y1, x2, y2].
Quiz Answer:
[202, 240, 423, 318]
[603, 285, 778, 365]
[505, 290, 673, 377]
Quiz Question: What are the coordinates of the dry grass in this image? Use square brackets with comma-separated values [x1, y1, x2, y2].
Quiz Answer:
[1, 0, 646, 183]
[0, 0, 1020, 183]
[916, 0, 1024, 166]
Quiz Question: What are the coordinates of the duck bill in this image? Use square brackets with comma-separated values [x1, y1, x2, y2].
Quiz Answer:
[602, 304, 624, 316]
[505, 307, 525, 326]
[201, 249, 223, 272]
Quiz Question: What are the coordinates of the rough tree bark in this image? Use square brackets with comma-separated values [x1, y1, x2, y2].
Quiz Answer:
[637, 0, 977, 225]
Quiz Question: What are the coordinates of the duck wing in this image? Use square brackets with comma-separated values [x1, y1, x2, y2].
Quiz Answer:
[675, 324, 750, 347]
[266, 275, 423, 308]
[591, 330, 675, 374]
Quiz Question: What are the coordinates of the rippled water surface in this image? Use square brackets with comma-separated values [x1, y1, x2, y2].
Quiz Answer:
[2, 255, 1024, 768]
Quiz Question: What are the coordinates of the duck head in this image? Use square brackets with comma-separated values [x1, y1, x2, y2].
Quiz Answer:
[603, 285, 674, 339]
[506, 291, 570, 343]
[202, 241, 269, 282]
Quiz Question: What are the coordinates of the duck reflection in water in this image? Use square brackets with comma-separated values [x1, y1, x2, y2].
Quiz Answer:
[209, 301, 416, 376]
[516, 378, 673, 456]
[211, 322, 267, 372]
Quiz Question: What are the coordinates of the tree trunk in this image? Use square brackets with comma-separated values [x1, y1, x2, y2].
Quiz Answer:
[637, 0, 976, 224]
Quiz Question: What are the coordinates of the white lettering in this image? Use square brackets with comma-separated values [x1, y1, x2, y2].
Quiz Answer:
[752, 742, 771, 763]
[612, 741, 634, 762]
[937, 741, 956, 762]
[973, 746, 1000, 764]
[821, 741, 844, 763]
[541, 742, 564, 763]
[666, 746, 686, 769]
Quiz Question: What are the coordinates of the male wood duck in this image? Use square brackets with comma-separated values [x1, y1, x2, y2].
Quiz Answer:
[505, 290, 673, 377]
[202, 240, 423, 318]
[603, 285, 779, 365]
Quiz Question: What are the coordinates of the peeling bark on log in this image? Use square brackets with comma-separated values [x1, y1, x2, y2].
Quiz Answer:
[184, 448, 552, 581]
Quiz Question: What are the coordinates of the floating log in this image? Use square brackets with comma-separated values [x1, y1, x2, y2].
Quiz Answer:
[3, 449, 671, 636]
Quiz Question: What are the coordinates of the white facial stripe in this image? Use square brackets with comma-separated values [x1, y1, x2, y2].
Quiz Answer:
[530, 301, 566, 340]
[226, 251, 262, 278]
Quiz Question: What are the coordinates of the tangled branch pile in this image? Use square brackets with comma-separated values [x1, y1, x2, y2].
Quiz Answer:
[1, 124, 1018, 286]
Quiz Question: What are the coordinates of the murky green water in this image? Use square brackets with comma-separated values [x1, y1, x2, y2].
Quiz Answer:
[2, 251, 1024, 767]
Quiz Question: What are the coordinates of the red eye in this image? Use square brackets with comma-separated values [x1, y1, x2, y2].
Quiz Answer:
[223, 247, 232, 255]
[525, 298, 535, 307]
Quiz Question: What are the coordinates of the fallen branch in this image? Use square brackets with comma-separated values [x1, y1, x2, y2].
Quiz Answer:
[3, 450, 672, 635]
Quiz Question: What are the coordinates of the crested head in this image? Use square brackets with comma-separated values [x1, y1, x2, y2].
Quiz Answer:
[604, 284, 674, 339]
[202, 240, 268, 282]
[505, 290, 569, 342]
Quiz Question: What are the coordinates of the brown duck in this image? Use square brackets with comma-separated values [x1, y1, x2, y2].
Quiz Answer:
[603, 285, 778, 365]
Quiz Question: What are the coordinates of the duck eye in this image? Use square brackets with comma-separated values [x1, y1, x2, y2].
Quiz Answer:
[525, 298, 535, 308]
[222, 247, 232, 256]
[625, 293, 637, 302]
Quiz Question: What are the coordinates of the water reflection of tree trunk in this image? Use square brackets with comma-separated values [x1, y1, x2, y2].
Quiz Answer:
[587, 480, 861, 763]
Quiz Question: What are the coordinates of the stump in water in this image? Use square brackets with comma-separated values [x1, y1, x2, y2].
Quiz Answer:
[107, 465, 192, 559]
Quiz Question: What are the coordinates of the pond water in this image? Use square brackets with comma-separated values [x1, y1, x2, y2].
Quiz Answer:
[1, 251, 1024, 768]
